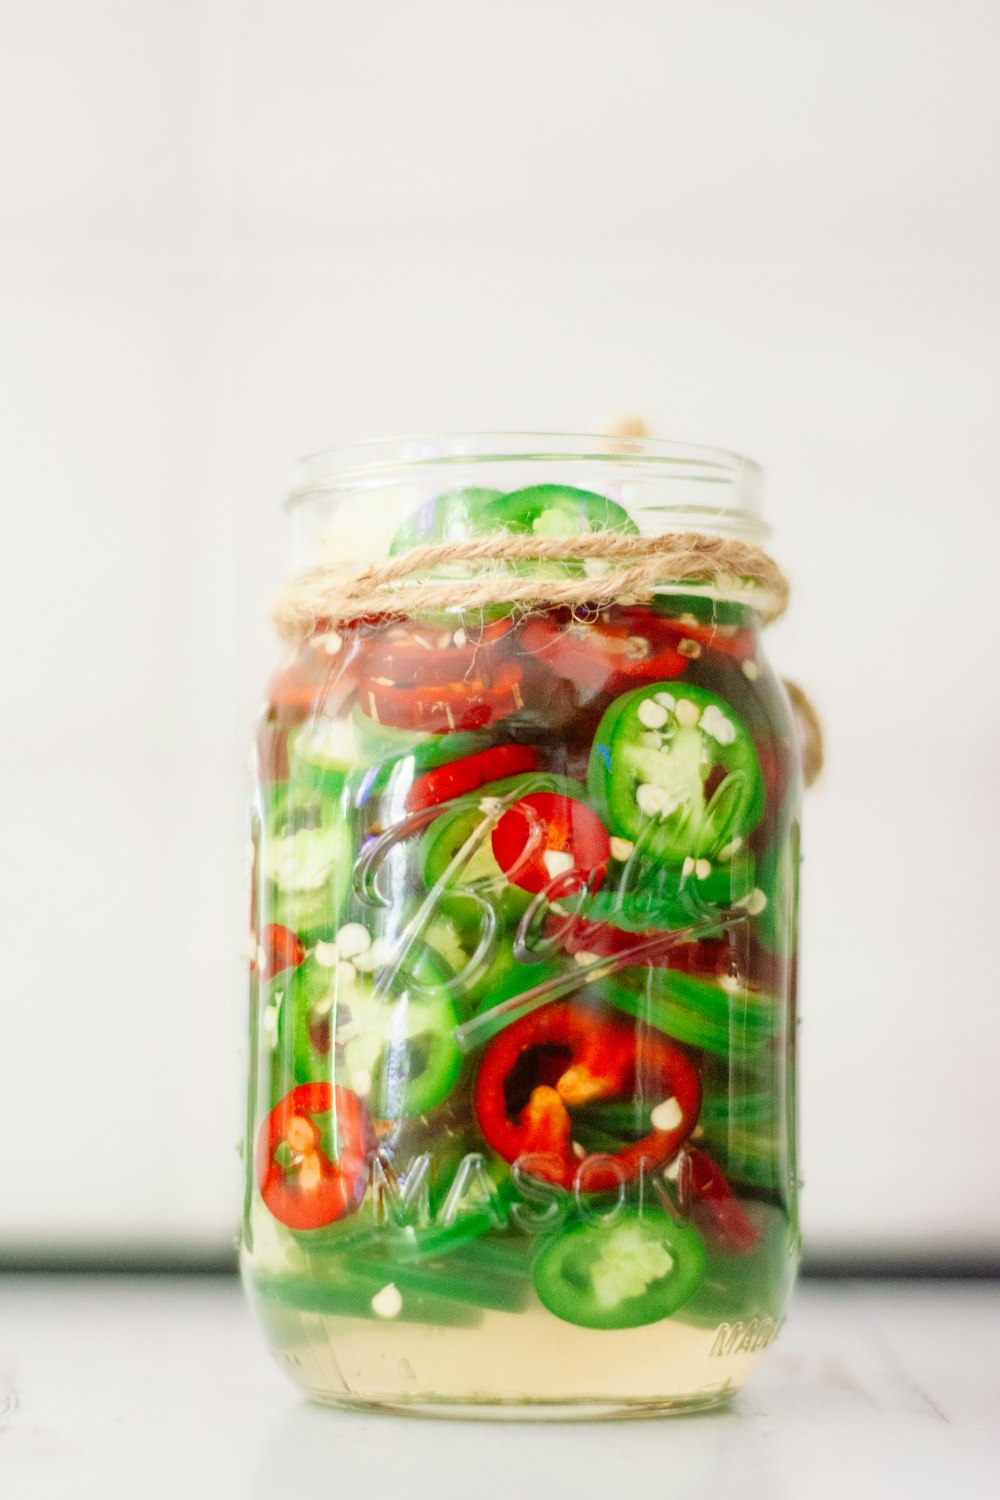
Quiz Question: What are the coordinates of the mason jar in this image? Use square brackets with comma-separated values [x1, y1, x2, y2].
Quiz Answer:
[241, 434, 803, 1418]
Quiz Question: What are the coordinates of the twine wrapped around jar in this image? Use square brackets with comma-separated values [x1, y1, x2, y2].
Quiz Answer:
[272, 531, 790, 637]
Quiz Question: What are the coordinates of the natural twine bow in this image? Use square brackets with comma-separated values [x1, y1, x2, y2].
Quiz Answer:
[271, 529, 823, 785]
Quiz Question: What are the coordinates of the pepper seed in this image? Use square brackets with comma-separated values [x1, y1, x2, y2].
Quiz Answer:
[637, 698, 669, 730]
[335, 923, 372, 959]
[371, 1284, 403, 1319]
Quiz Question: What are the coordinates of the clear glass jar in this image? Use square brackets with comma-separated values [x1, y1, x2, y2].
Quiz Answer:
[241, 434, 802, 1418]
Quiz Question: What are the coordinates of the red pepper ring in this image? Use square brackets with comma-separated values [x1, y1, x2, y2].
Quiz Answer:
[677, 1146, 760, 1254]
[473, 1002, 701, 1191]
[253, 923, 306, 980]
[358, 662, 524, 735]
[256, 1082, 376, 1231]
[492, 792, 610, 895]
[358, 617, 514, 686]
[642, 611, 757, 662]
[518, 614, 687, 695]
[404, 743, 541, 814]
[548, 908, 735, 974]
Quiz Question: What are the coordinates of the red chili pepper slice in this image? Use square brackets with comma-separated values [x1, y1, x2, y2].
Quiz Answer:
[256, 1082, 376, 1231]
[358, 661, 524, 735]
[474, 1002, 700, 1191]
[404, 743, 542, 814]
[358, 618, 513, 687]
[548, 906, 736, 975]
[254, 923, 305, 979]
[625, 607, 756, 662]
[492, 792, 610, 895]
[519, 613, 686, 696]
[265, 632, 360, 713]
[677, 1147, 759, 1254]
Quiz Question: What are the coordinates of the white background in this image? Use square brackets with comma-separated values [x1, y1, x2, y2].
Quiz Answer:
[1, 0, 998, 1258]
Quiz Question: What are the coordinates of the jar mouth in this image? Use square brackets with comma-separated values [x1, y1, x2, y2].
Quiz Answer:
[287, 431, 767, 542]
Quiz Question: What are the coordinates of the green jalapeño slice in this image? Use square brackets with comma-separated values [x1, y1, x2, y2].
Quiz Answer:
[483, 484, 638, 539]
[588, 683, 764, 863]
[532, 1208, 706, 1330]
[279, 946, 464, 1120]
[389, 486, 504, 553]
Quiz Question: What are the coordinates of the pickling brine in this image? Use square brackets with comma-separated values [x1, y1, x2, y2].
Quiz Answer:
[241, 437, 803, 1417]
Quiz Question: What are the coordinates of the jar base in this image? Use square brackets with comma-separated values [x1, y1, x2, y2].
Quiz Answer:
[301, 1390, 735, 1421]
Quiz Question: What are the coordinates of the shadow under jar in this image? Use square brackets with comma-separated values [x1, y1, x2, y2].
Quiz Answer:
[241, 434, 803, 1418]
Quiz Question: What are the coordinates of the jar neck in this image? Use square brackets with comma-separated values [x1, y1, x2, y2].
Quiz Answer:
[284, 433, 769, 574]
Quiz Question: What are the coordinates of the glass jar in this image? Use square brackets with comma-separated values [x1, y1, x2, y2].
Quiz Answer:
[241, 434, 802, 1418]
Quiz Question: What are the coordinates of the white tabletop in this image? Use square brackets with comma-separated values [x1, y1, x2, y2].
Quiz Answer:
[1, 1277, 996, 1499]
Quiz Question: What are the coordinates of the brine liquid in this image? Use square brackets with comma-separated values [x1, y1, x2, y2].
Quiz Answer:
[246, 1272, 782, 1416]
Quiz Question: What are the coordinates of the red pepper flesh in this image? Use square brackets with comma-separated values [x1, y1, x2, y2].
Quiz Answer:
[255, 923, 306, 979]
[358, 618, 513, 686]
[404, 743, 541, 814]
[492, 792, 610, 895]
[256, 1082, 376, 1231]
[474, 1002, 700, 1190]
[518, 612, 687, 696]
[678, 1146, 760, 1254]
[358, 662, 524, 734]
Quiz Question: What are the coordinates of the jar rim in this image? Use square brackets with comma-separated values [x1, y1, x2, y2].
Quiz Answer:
[287, 431, 765, 525]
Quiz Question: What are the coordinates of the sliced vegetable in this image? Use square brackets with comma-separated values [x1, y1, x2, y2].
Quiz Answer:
[289, 715, 370, 797]
[255, 923, 305, 980]
[550, 900, 739, 971]
[671, 1205, 795, 1331]
[532, 1208, 705, 1329]
[256, 1082, 375, 1231]
[417, 771, 588, 922]
[651, 593, 753, 630]
[584, 849, 756, 933]
[405, 744, 541, 813]
[350, 704, 487, 768]
[588, 682, 765, 863]
[265, 630, 356, 711]
[358, 618, 513, 686]
[358, 661, 524, 735]
[389, 486, 505, 554]
[676, 1146, 760, 1254]
[700, 1120, 785, 1192]
[251, 1270, 481, 1327]
[646, 600, 757, 660]
[349, 993, 464, 1120]
[353, 613, 523, 736]
[492, 791, 610, 896]
[485, 485, 638, 539]
[473, 1000, 701, 1190]
[518, 610, 686, 696]
[597, 969, 780, 1059]
[339, 1248, 531, 1314]
[755, 798, 800, 958]
[262, 789, 352, 942]
[280, 947, 464, 1119]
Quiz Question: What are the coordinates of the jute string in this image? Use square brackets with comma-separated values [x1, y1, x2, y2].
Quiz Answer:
[271, 529, 823, 785]
[272, 531, 790, 639]
[782, 678, 825, 788]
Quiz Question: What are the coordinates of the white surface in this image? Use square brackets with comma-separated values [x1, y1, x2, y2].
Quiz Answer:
[1, 1278, 998, 1499]
[2, 2, 1000, 1253]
